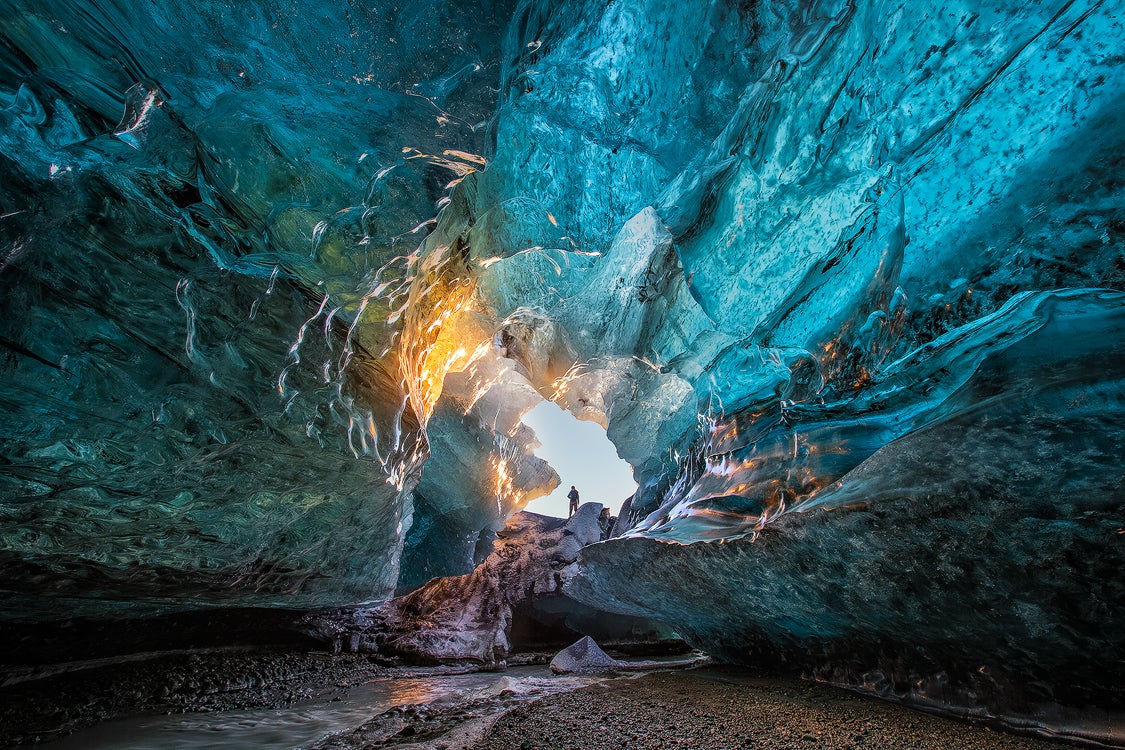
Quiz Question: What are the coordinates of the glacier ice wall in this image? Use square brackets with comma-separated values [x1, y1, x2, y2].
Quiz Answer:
[473, 0, 1125, 520]
[570, 288, 1125, 720]
[0, 0, 528, 615]
[465, 0, 1123, 724]
[2, 0, 1125, 722]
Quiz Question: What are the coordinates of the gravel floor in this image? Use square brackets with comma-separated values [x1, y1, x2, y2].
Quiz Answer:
[470, 667, 1069, 750]
[0, 649, 387, 745]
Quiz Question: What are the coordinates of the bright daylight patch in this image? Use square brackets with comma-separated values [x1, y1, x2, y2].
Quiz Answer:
[520, 400, 637, 518]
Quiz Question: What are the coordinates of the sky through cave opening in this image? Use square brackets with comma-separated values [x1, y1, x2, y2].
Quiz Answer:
[520, 400, 637, 519]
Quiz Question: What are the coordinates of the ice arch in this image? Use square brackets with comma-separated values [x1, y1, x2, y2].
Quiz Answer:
[1, 0, 1124, 732]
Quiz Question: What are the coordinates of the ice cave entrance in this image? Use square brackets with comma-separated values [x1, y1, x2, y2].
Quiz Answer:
[520, 400, 637, 519]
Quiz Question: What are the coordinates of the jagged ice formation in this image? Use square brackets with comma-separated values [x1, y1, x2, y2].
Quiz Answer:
[1, 0, 1123, 732]
[305, 504, 673, 665]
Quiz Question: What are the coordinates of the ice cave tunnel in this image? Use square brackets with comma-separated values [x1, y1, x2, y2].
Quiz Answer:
[0, 0, 1123, 736]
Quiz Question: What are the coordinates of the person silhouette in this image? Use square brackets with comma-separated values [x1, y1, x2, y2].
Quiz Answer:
[567, 485, 580, 517]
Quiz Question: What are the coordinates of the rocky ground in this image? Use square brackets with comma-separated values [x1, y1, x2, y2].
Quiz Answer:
[303, 664, 1082, 750]
[306, 507, 677, 667]
[0, 653, 1093, 749]
[468, 667, 1072, 750]
[0, 648, 397, 745]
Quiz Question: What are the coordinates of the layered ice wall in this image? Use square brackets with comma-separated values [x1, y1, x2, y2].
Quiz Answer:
[506, 0, 1124, 726]
[2, 0, 1124, 724]
[475, 0, 1125, 522]
[441, 0, 1123, 725]
[0, 0, 536, 614]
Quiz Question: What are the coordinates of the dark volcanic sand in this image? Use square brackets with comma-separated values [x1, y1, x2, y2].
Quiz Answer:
[470, 667, 1069, 750]
[0, 649, 388, 745]
[1, 657, 1087, 749]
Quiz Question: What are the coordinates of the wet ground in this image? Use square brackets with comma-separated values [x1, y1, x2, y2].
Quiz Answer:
[0, 649, 387, 745]
[472, 668, 1079, 750]
[0, 648, 607, 748]
[3, 654, 1115, 749]
[35, 665, 597, 749]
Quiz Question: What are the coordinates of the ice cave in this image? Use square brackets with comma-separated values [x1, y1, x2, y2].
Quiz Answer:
[0, 0, 1123, 746]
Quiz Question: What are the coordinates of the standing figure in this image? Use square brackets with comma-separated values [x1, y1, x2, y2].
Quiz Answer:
[567, 485, 580, 517]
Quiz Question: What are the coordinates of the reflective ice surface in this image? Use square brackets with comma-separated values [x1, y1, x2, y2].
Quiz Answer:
[1, 0, 1124, 729]
[0, 0, 520, 612]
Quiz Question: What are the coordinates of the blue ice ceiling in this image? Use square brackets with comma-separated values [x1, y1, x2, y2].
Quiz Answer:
[1, 0, 1123, 721]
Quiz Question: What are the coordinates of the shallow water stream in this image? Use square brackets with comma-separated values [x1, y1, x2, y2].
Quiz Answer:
[40, 666, 586, 750]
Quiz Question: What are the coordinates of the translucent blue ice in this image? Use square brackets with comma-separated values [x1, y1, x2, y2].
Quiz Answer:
[1, 0, 1124, 728]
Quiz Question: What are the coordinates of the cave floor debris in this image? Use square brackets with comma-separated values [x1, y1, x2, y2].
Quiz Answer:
[2, 656, 1087, 749]
[0, 649, 388, 745]
[467, 667, 1073, 750]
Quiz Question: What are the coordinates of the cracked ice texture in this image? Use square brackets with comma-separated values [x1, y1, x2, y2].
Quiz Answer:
[467, 0, 1125, 727]
[0, 0, 522, 615]
[477, 0, 1125, 517]
[1, 0, 1124, 726]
